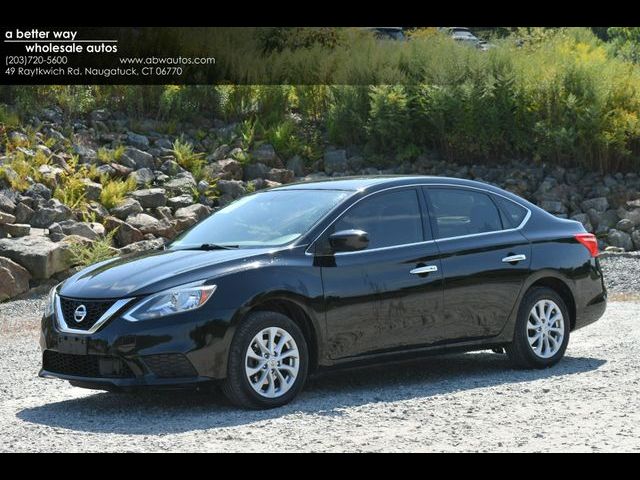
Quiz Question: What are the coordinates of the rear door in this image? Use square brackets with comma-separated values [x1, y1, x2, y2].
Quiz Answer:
[318, 187, 444, 359]
[423, 186, 531, 341]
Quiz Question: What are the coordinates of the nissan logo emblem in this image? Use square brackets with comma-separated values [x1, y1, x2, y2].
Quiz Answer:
[74, 305, 87, 323]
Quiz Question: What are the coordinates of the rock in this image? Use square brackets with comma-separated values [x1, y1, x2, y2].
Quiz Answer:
[160, 159, 185, 176]
[243, 162, 270, 181]
[2, 224, 30, 237]
[581, 197, 609, 213]
[89, 109, 110, 122]
[29, 200, 72, 228]
[110, 198, 143, 220]
[616, 218, 634, 233]
[82, 179, 103, 201]
[324, 149, 348, 174]
[286, 155, 305, 177]
[104, 216, 145, 247]
[217, 180, 246, 199]
[251, 144, 281, 167]
[175, 204, 211, 222]
[167, 194, 194, 210]
[73, 144, 97, 163]
[209, 144, 231, 161]
[118, 238, 165, 255]
[163, 174, 196, 195]
[0, 235, 72, 279]
[599, 209, 620, 230]
[539, 200, 567, 215]
[0, 212, 16, 225]
[58, 220, 101, 241]
[120, 147, 155, 170]
[0, 193, 16, 214]
[607, 229, 633, 251]
[109, 163, 134, 178]
[570, 213, 593, 233]
[126, 213, 176, 238]
[24, 183, 52, 201]
[96, 164, 116, 177]
[8, 131, 28, 145]
[632, 230, 640, 250]
[267, 168, 295, 184]
[248, 178, 281, 191]
[155, 206, 173, 221]
[127, 132, 150, 150]
[205, 159, 243, 180]
[85, 202, 109, 222]
[47, 223, 66, 242]
[0, 257, 31, 301]
[130, 167, 155, 187]
[618, 207, 640, 227]
[14, 203, 34, 224]
[154, 137, 173, 149]
[130, 188, 167, 208]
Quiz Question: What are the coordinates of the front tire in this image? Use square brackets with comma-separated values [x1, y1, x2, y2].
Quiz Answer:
[221, 311, 308, 409]
[506, 287, 570, 369]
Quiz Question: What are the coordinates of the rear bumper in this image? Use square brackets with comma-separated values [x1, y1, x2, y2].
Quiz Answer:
[574, 291, 607, 331]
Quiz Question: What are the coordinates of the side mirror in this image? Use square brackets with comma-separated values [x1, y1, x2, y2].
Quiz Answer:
[329, 229, 369, 253]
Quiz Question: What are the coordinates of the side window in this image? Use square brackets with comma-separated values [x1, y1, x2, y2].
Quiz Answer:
[333, 189, 424, 250]
[426, 188, 502, 239]
[493, 195, 528, 229]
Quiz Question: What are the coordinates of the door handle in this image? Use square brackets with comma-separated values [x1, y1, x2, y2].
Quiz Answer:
[502, 254, 527, 263]
[410, 265, 438, 275]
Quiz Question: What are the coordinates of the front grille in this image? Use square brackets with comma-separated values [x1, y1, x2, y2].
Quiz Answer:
[43, 351, 134, 378]
[59, 297, 115, 331]
[142, 354, 198, 378]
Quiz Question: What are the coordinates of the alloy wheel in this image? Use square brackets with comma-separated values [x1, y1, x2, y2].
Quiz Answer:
[245, 327, 300, 398]
[527, 299, 565, 359]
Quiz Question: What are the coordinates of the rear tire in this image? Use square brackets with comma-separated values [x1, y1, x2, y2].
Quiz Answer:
[221, 311, 308, 409]
[506, 287, 570, 369]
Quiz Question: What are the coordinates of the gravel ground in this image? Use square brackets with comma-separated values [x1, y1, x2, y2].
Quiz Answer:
[1, 286, 639, 452]
[599, 253, 640, 297]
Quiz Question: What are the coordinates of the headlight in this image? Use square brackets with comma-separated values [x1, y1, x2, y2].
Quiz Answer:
[123, 281, 217, 322]
[44, 283, 60, 318]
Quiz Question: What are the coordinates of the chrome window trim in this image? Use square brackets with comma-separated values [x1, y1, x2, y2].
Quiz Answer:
[55, 295, 134, 335]
[305, 182, 532, 256]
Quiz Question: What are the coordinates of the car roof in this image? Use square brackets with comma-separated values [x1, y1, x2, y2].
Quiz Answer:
[271, 175, 543, 218]
[271, 175, 508, 194]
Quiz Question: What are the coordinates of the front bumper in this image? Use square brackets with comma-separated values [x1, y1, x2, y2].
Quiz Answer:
[39, 304, 237, 390]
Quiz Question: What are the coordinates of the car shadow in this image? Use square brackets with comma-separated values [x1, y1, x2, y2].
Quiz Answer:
[17, 352, 606, 435]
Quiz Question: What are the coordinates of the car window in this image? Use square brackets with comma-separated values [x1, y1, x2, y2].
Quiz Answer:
[333, 189, 424, 250]
[426, 188, 502, 239]
[493, 195, 528, 229]
[170, 189, 351, 249]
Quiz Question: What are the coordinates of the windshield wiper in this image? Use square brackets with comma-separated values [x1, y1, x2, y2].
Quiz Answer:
[176, 243, 239, 251]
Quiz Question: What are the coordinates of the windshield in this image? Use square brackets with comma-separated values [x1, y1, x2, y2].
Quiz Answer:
[170, 189, 351, 249]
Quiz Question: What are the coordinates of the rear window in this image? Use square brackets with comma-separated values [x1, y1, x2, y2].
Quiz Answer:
[426, 188, 502, 239]
[493, 195, 528, 229]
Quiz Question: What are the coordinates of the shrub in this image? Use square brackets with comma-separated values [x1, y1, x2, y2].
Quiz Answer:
[99, 176, 137, 210]
[366, 85, 412, 153]
[68, 230, 119, 267]
[172, 137, 206, 180]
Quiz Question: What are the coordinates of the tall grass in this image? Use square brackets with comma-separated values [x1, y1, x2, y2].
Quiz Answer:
[3, 28, 640, 171]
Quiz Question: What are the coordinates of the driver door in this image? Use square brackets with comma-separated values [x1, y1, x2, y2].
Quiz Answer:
[318, 188, 444, 359]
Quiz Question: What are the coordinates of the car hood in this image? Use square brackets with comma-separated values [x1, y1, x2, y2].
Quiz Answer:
[58, 247, 277, 300]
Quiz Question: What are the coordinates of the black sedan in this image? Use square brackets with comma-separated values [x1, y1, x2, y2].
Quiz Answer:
[40, 176, 607, 409]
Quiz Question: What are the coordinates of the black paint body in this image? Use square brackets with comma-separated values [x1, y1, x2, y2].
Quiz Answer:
[40, 176, 607, 389]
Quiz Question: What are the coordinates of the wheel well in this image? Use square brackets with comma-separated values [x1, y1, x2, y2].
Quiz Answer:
[249, 299, 319, 372]
[529, 278, 576, 330]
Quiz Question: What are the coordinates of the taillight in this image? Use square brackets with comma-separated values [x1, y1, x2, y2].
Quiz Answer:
[575, 233, 599, 257]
